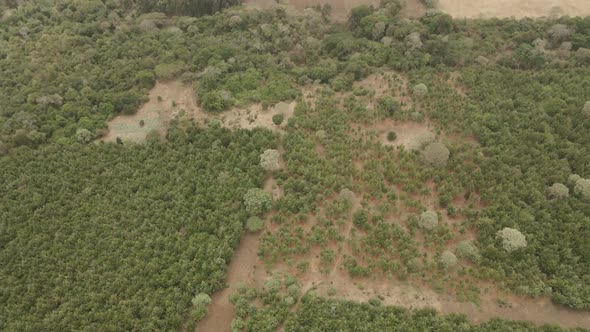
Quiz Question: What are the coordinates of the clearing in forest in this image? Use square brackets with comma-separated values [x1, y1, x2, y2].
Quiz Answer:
[102, 81, 294, 143]
[438, 0, 590, 18]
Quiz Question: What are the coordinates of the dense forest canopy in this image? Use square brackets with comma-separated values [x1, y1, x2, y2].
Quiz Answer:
[1, 0, 590, 330]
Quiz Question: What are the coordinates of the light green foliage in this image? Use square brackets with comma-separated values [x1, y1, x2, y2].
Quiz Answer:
[76, 128, 93, 144]
[419, 211, 438, 230]
[440, 251, 457, 269]
[497, 228, 527, 252]
[246, 216, 264, 232]
[456, 240, 480, 263]
[264, 278, 281, 293]
[154, 62, 185, 80]
[573, 178, 590, 201]
[191, 292, 212, 321]
[339, 188, 355, 202]
[408, 132, 435, 151]
[568, 174, 581, 186]
[548, 24, 572, 42]
[243, 188, 272, 216]
[260, 149, 281, 171]
[547, 183, 569, 199]
[412, 83, 428, 97]
[583, 101, 590, 116]
[423, 142, 450, 167]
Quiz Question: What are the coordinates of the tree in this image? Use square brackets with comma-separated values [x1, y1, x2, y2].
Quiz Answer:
[573, 178, 590, 201]
[418, 211, 438, 230]
[246, 216, 264, 232]
[583, 101, 590, 117]
[423, 142, 449, 167]
[412, 83, 428, 97]
[548, 24, 572, 43]
[406, 32, 422, 50]
[440, 251, 457, 269]
[339, 188, 355, 202]
[456, 240, 480, 263]
[191, 293, 212, 321]
[497, 228, 527, 252]
[244, 188, 272, 215]
[272, 113, 284, 125]
[260, 149, 281, 171]
[76, 128, 93, 144]
[547, 183, 569, 199]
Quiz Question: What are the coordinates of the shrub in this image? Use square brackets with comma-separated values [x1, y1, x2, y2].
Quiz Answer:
[547, 183, 569, 199]
[339, 188, 355, 202]
[191, 293, 212, 321]
[418, 211, 438, 230]
[440, 251, 457, 269]
[574, 178, 590, 201]
[154, 62, 185, 80]
[497, 228, 527, 252]
[260, 149, 281, 171]
[353, 209, 369, 229]
[408, 132, 435, 151]
[200, 90, 233, 113]
[547, 24, 572, 42]
[246, 216, 264, 232]
[76, 128, 93, 144]
[412, 83, 428, 97]
[456, 240, 480, 263]
[243, 188, 272, 216]
[272, 113, 284, 125]
[423, 142, 450, 167]
[387, 131, 397, 142]
[376, 95, 399, 116]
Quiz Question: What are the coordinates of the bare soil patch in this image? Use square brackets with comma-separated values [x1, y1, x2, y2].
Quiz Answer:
[377, 120, 434, 150]
[101, 81, 294, 143]
[438, 0, 590, 18]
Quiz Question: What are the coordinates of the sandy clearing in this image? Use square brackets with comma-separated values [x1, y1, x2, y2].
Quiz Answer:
[438, 0, 590, 18]
[101, 81, 295, 143]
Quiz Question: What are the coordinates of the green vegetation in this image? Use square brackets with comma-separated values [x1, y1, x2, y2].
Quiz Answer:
[2, 0, 590, 329]
[0, 127, 275, 330]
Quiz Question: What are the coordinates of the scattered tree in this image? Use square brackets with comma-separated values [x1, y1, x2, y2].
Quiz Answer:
[497, 228, 527, 252]
[440, 251, 457, 269]
[456, 240, 480, 263]
[413, 83, 428, 97]
[418, 211, 438, 230]
[573, 178, 590, 201]
[260, 149, 281, 171]
[547, 183, 569, 199]
[243, 188, 272, 216]
[387, 131, 397, 142]
[423, 142, 450, 167]
[272, 113, 284, 125]
[246, 216, 264, 232]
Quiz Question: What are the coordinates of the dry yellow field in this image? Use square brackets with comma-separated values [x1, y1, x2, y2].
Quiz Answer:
[438, 0, 590, 18]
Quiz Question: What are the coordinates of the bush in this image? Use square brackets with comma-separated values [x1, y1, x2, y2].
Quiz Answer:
[260, 149, 281, 171]
[201, 90, 233, 113]
[154, 62, 185, 80]
[497, 228, 527, 252]
[418, 211, 438, 230]
[547, 183, 569, 199]
[440, 251, 457, 269]
[412, 83, 428, 97]
[423, 142, 450, 167]
[76, 128, 93, 144]
[272, 113, 284, 125]
[387, 131, 397, 142]
[339, 188, 355, 202]
[455, 240, 480, 263]
[353, 209, 369, 229]
[243, 188, 272, 216]
[191, 293, 212, 321]
[246, 216, 264, 232]
[573, 178, 590, 201]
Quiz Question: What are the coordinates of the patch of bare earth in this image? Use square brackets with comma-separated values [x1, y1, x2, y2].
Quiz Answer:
[101, 81, 294, 143]
[438, 0, 590, 18]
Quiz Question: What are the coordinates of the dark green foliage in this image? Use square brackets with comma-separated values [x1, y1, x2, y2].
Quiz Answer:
[136, 0, 241, 17]
[387, 131, 397, 141]
[0, 127, 276, 331]
[282, 295, 585, 332]
[353, 209, 369, 229]
[272, 113, 284, 125]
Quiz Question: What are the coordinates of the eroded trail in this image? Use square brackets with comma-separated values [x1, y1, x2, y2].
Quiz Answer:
[195, 233, 268, 332]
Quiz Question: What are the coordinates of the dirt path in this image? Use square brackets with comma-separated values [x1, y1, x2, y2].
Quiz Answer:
[195, 232, 268, 332]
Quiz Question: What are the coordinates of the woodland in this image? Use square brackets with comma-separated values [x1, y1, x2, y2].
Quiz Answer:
[0, 0, 589, 330]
